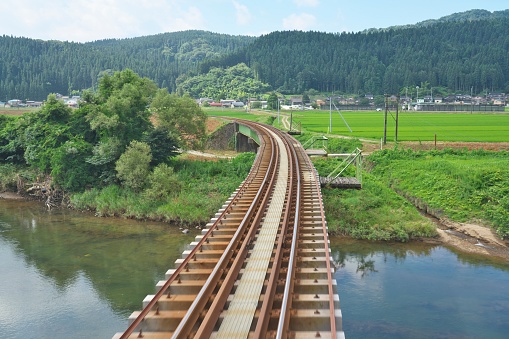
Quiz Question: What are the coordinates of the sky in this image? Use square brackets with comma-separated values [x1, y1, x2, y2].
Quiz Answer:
[1, 0, 508, 42]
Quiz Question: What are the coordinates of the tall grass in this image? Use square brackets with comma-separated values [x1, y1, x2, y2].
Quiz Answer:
[368, 149, 509, 238]
[71, 152, 256, 225]
[317, 170, 436, 241]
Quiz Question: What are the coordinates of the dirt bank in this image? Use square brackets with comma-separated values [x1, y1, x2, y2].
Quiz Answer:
[423, 217, 509, 262]
[0, 192, 24, 200]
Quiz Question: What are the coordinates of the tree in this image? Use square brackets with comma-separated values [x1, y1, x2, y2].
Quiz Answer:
[151, 90, 207, 150]
[115, 141, 152, 192]
[143, 127, 180, 166]
[22, 94, 72, 172]
[50, 137, 96, 191]
[267, 92, 278, 110]
[84, 69, 158, 182]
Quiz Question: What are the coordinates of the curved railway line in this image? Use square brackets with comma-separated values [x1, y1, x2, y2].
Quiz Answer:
[114, 120, 344, 338]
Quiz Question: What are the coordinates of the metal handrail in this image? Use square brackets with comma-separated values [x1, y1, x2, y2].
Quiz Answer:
[327, 147, 362, 180]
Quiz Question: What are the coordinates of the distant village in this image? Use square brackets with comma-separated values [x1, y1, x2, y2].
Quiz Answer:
[0, 93, 80, 108]
[2, 92, 507, 112]
[196, 92, 508, 111]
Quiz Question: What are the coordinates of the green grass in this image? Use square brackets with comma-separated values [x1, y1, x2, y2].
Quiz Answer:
[207, 108, 509, 142]
[71, 153, 256, 225]
[295, 110, 509, 142]
[318, 171, 436, 241]
[368, 149, 509, 238]
[204, 108, 271, 121]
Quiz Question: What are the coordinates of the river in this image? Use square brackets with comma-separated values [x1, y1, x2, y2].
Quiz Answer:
[1, 199, 508, 338]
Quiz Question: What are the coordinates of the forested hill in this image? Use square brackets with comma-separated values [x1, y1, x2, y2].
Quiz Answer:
[1, 10, 509, 101]
[0, 31, 254, 101]
[202, 12, 509, 95]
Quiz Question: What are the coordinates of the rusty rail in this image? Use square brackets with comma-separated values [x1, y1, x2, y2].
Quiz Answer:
[116, 120, 342, 338]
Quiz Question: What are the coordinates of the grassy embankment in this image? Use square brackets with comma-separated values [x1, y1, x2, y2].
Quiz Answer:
[70, 153, 255, 225]
[209, 109, 509, 241]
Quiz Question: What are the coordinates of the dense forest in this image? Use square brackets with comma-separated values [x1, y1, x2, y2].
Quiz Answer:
[204, 11, 509, 95]
[0, 31, 254, 101]
[1, 9, 509, 100]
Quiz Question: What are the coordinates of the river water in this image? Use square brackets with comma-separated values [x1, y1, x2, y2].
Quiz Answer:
[1, 199, 508, 338]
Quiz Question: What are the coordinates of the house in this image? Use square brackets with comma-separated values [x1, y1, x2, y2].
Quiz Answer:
[197, 98, 213, 106]
[220, 99, 235, 107]
[7, 99, 22, 107]
[209, 102, 222, 107]
[26, 101, 43, 107]
[290, 96, 303, 106]
[231, 101, 245, 108]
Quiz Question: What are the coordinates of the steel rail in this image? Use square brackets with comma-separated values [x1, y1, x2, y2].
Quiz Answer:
[119, 124, 269, 339]
[253, 127, 297, 338]
[276, 131, 302, 339]
[171, 123, 278, 338]
[304, 148, 338, 338]
[118, 120, 340, 338]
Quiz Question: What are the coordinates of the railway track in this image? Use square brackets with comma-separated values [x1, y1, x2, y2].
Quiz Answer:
[114, 120, 343, 338]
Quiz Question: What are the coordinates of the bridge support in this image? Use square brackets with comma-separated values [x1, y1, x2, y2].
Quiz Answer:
[234, 121, 259, 153]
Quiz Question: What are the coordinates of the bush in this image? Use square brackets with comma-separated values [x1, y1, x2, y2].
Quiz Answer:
[115, 141, 152, 192]
[144, 164, 181, 201]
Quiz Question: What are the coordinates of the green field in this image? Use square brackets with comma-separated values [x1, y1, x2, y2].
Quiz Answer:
[207, 108, 509, 142]
[293, 110, 509, 142]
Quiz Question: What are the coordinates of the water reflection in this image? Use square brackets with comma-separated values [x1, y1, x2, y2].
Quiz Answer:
[0, 199, 195, 337]
[3, 198, 509, 338]
[331, 238, 509, 339]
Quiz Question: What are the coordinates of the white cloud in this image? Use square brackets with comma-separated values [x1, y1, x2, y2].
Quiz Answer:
[294, 0, 320, 7]
[168, 6, 206, 32]
[232, 1, 252, 26]
[282, 13, 317, 31]
[0, 0, 206, 41]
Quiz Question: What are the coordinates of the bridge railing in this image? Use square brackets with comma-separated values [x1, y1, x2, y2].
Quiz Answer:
[327, 147, 362, 182]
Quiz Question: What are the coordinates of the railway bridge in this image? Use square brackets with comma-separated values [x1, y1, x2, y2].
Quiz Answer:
[114, 120, 344, 338]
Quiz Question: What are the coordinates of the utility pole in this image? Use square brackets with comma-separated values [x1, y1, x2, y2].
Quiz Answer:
[395, 95, 400, 141]
[383, 94, 388, 145]
[329, 94, 332, 133]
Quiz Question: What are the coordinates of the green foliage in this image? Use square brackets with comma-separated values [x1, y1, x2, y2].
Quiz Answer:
[3, 15, 509, 100]
[0, 164, 18, 191]
[0, 115, 25, 163]
[0, 31, 255, 100]
[21, 95, 72, 172]
[142, 127, 180, 166]
[267, 92, 278, 110]
[50, 138, 96, 191]
[115, 141, 152, 192]
[321, 172, 436, 241]
[71, 152, 256, 224]
[326, 137, 362, 153]
[368, 149, 509, 238]
[176, 63, 271, 100]
[151, 90, 207, 150]
[208, 17, 509, 94]
[143, 164, 181, 201]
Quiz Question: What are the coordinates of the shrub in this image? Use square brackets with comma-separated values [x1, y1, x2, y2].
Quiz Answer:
[115, 141, 152, 192]
[144, 164, 181, 201]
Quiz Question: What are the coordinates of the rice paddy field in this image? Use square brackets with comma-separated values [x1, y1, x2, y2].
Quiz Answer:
[205, 108, 509, 143]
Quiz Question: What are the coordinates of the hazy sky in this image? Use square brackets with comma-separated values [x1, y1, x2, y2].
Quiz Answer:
[1, 0, 507, 42]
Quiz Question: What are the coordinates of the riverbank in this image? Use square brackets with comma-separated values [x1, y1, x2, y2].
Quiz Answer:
[0, 192, 24, 200]
[424, 217, 509, 261]
[3, 187, 508, 262]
